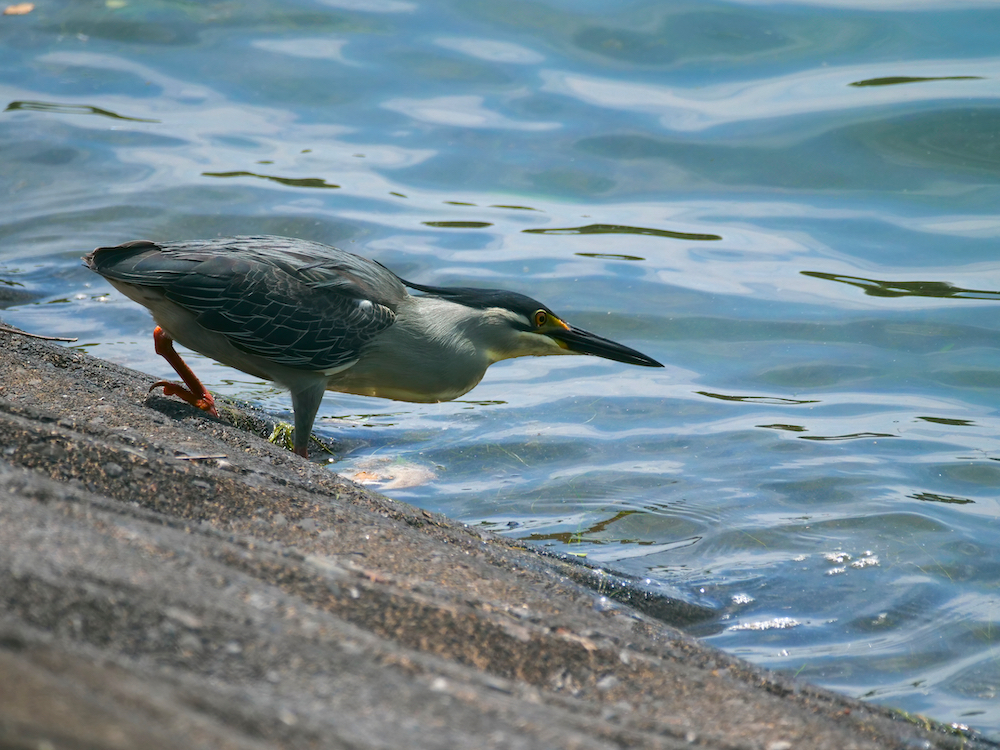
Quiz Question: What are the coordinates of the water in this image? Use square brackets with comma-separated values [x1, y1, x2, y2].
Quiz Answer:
[3, 0, 1000, 735]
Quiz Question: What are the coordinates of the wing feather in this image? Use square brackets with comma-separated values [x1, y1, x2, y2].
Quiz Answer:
[86, 236, 403, 372]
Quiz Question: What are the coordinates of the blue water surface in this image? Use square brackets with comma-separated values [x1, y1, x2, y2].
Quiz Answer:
[3, 0, 1000, 735]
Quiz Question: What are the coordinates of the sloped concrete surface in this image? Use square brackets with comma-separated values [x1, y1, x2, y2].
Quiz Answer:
[0, 323, 992, 750]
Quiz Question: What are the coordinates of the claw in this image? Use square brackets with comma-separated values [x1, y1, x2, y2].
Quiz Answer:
[150, 380, 219, 417]
[150, 326, 219, 418]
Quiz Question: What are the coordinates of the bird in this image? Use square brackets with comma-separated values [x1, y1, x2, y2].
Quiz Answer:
[84, 235, 663, 457]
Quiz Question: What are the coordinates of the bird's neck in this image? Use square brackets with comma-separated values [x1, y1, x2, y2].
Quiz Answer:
[326, 296, 495, 402]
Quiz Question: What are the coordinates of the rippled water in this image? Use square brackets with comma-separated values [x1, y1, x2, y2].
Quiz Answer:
[4, 0, 1000, 735]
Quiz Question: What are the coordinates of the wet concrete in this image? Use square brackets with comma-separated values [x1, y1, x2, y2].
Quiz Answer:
[0, 322, 992, 750]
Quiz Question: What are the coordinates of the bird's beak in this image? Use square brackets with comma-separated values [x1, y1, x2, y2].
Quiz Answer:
[546, 325, 663, 367]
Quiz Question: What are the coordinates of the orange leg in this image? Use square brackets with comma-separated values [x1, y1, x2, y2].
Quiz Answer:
[149, 326, 219, 417]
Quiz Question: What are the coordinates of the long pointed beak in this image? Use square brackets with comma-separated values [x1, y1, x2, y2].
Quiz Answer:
[548, 326, 663, 367]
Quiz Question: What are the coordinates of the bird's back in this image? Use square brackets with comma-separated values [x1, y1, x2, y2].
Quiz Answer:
[85, 236, 406, 372]
[85, 236, 403, 296]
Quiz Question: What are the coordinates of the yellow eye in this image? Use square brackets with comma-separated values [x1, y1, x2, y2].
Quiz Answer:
[533, 310, 547, 327]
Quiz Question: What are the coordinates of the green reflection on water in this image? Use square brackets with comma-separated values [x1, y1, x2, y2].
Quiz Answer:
[757, 423, 807, 433]
[422, 221, 494, 228]
[202, 171, 340, 189]
[849, 76, 983, 87]
[5, 100, 159, 123]
[524, 223, 721, 241]
[803, 271, 1000, 300]
[697, 391, 819, 405]
[910, 492, 974, 505]
[917, 416, 974, 427]
[575, 252, 645, 261]
[524, 509, 639, 545]
[799, 432, 895, 442]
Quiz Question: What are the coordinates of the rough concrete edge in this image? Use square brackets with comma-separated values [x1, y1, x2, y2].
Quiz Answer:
[0, 320, 995, 750]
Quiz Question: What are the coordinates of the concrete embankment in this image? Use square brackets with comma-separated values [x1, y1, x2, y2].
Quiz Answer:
[0, 323, 990, 750]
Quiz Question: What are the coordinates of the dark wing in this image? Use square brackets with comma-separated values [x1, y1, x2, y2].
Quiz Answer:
[85, 236, 405, 372]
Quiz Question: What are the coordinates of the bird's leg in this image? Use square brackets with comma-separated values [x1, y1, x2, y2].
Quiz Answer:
[149, 326, 219, 417]
[290, 381, 328, 458]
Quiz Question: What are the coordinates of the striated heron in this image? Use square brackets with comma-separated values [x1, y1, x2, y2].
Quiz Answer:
[84, 235, 662, 456]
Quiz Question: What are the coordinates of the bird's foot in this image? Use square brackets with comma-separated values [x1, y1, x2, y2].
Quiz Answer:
[149, 327, 220, 417]
[149, 380, 220, 417]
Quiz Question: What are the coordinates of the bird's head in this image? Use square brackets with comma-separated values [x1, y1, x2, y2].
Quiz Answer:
[402, 280, 663, 368]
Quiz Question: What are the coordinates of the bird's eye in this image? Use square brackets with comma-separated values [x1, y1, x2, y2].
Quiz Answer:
[533, 310, 547, 327]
